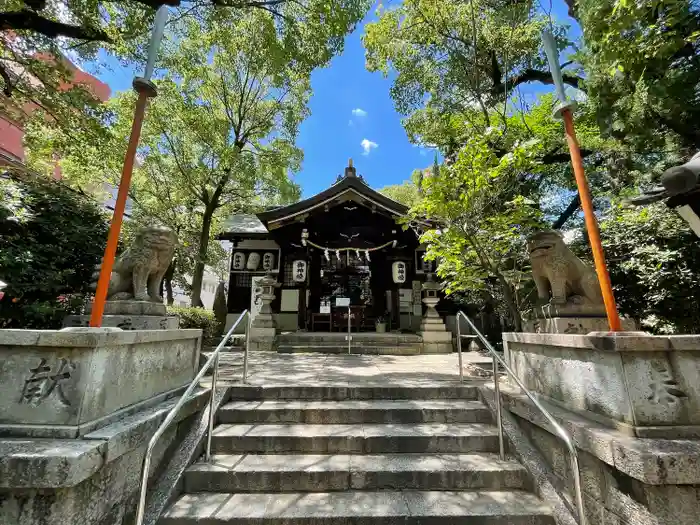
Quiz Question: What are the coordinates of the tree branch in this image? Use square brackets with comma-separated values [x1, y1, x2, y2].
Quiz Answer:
[0, 10, 111, 42]
[0, 62, 12, 96]
[551, 195, 581, 230]
[500, 68, 585, 95]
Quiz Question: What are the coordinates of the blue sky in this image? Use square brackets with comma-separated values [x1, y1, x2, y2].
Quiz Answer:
[89, 1, 578, 198]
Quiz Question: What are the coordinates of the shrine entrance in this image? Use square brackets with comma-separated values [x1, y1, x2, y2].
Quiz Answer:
[220, 160, 438, 334]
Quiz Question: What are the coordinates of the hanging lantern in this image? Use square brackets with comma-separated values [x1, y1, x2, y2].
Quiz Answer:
[392, 261, 407, 283]
[262, 252, 275, 271]
[293, 260, 307, 282]
[232, 252, 246, 271]
[246, 252, 261, 270]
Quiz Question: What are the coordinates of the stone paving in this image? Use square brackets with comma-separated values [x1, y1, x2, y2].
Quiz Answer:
[216, 351, 494, 386]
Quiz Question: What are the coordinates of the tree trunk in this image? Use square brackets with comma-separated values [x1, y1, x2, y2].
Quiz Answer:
[496, 272, 523, 332]
[190, 207, 214, 308]
[164, 260, 175, 305]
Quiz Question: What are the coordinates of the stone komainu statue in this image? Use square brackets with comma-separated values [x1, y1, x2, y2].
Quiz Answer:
[94, 225, 178, 302]
[527, 230, 604, 309]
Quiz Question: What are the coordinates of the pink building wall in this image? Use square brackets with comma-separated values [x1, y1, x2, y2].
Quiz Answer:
[0, 54, 110, 173]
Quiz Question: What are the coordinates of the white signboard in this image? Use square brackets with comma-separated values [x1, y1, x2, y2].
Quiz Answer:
[335, 297, 350, 307]
[250, 276, 265, 323]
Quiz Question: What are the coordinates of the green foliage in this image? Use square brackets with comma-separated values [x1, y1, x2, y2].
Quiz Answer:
[413, 127, 547, 331]
[576, 0, 700, 156]
[378, 176, 422, 208]
[595, 203, 700, 334]
[0, 171, 108, 328]
[168, 306, 219, 340]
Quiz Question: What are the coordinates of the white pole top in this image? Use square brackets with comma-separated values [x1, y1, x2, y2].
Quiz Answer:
[144, 6, 169, 81]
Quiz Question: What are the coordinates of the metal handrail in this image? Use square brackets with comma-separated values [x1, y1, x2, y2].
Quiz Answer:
[134, 310, 251, 525]
[456, 311, 586, 525]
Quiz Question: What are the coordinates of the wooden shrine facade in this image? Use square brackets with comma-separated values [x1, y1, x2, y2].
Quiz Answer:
[219, 160, 439, 333]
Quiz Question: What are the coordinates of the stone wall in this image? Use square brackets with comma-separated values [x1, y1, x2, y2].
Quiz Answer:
[490, 384, 700, 525]
[0, 390, 210, 525]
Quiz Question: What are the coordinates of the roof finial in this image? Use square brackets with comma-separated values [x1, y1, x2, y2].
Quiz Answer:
[344, 158, 357, 178]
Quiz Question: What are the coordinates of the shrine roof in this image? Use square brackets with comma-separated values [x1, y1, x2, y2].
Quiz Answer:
[220, 160, 410, 237]
[221, 213, 269, 234]
[257, 160, 408, 226]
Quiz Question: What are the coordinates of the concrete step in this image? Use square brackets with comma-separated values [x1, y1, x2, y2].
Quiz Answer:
[218, 399, 492, 424]
[278, 333, 423, 344]
[184, 453, 530, 493]
[277, 345, 423, 355]
[227, 384, 481, 401]
[161, 490, 554, 524]
[211, 423, 500, 454]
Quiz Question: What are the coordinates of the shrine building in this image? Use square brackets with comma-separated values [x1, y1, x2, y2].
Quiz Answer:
[219, 160, 460, 349]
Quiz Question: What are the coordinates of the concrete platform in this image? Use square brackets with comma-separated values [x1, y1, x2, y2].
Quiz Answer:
[216, 352, 494, 387]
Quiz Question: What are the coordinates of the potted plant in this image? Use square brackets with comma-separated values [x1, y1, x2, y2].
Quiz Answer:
[375, 313, 387, 333]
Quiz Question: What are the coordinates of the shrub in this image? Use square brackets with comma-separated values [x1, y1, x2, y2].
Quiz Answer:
[168, 306, 219, 340]
[0, 171, 108, 328]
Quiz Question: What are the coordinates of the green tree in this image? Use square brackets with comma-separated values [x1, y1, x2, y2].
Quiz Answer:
[378, 176, 422, 208]
[7, 0, 369, 165]
[122, 14, 305, 306]
[592, 203, 700, 334]
[0, 170, 108, 328]
[574, 0, 700, 157]
[413, 127, 546, 331]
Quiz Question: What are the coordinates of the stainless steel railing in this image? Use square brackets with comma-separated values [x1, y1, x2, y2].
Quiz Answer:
[456, 311, 586, 525]
[134, 310, 251, 525]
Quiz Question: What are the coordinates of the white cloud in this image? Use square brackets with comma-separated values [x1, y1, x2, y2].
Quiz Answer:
[361, 138, 378, 156]
[348, 119, 354, 127]
[352, 108, 367, 118]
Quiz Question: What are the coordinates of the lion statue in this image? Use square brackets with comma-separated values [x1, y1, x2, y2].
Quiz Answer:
[94, 225, 178, 303]
[527, 230, 604, 312]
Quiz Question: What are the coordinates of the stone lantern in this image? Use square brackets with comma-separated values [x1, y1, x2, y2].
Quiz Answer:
[250, 273, 279, 351]
[419, 273, 452, 353]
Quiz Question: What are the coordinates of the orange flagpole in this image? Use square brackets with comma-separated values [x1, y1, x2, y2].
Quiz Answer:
[90, 81, 155, 327]
[561, 108, 622, 332]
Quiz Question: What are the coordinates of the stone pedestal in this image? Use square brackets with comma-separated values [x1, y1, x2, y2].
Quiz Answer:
[419, 275, 452, 354]
[0, 327, 201, 438]
[504, 331, 700, 438]
[63, 300, 179, 330]
[249, 275, 278, 352]
[524, 316, 637, 334]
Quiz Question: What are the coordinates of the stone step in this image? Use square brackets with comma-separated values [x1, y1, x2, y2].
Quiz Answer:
[227, 384, 481, 401]
[277, 345, 423, 355]
[184, 453, 530, 493]
[161, 490, 554, 524]
[218, 399, 492, 424]
[211, 423, 500, 454]
[278, 334, 423, 344]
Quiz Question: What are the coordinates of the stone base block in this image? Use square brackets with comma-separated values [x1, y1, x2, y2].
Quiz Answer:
[421, 330, 453, 354]
[86, 300, 167, 316]
[504, 331, 700, 438]
[524, 316, 637, 334]
[0, 328, 201, 438]
[249, 337, 277, 352]
[63, 314, 179, 330]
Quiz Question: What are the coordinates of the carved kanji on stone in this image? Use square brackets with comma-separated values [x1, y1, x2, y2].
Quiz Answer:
[20, 358, 75, 406]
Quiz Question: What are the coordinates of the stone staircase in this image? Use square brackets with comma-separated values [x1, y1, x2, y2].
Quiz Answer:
[277, 332, 424, 355]
[160, 384, 554, 524]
